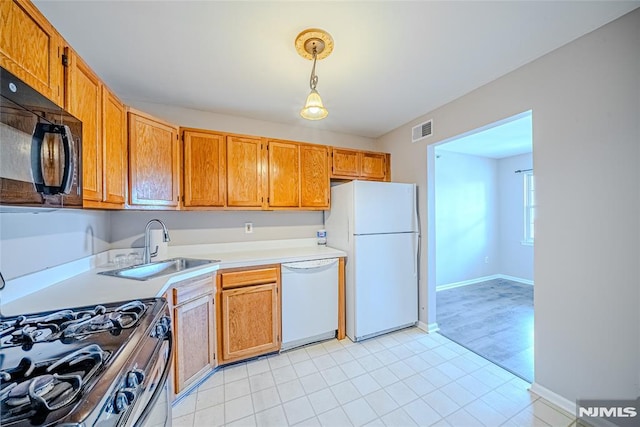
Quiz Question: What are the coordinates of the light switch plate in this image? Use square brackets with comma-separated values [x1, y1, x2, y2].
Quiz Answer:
[245, 222, 253, 233]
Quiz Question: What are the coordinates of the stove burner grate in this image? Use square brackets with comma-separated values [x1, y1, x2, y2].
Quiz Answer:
[0, 300, 147, 348]
[0, 344, 108, 425]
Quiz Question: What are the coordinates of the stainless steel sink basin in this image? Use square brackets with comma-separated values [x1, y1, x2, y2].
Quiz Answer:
[99, 257, 219, 281]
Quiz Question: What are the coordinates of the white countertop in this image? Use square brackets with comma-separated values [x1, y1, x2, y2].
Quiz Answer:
[1, 239, 346, 317]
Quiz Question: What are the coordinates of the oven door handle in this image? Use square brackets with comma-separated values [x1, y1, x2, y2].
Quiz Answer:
[133, 331, 173, 427]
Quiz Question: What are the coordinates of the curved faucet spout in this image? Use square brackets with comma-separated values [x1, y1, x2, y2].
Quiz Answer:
[143, 219, 171, 264]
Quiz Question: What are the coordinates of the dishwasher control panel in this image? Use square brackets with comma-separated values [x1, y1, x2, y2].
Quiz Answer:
[282, 258, 338, 270]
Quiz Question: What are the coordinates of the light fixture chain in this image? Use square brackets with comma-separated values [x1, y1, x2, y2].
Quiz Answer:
[309, 48, 319, 90]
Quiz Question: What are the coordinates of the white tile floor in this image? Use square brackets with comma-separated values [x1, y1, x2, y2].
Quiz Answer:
[171, 328, 575, 427]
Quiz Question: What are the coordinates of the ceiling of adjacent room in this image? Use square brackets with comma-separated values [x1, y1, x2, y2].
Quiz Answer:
[436, 112, 532, 159]
[33, 1, 639, 139]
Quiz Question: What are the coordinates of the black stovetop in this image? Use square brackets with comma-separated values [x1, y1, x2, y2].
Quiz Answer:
[0, 298, 165, 426]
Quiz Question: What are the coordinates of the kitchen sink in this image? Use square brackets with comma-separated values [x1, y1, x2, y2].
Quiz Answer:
[99, 257, 219, 281]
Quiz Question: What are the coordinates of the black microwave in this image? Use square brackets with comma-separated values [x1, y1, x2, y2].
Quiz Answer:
[0, 66, 82, 208]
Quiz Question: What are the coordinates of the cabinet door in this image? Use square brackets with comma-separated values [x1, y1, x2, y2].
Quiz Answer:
[226, 136, 264, 208]
[360, 151, 387, 181]
[173, 293, 215, 394]
[183, 130, 226, 207]
[128, 111, 180, 207]
[300, 144, 329, 209]
[221, 283, 280, 362]
[331, 148, 360, 178]
[0, 0, 64, 105]
[101, 87, 126, 205]
[267, 140, 299, 208]
[65, 49, 102, 203]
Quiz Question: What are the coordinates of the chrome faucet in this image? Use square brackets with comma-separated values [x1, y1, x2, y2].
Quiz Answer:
[143, 219, 171, 264]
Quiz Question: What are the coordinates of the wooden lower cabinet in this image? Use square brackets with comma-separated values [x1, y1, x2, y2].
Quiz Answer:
[170, 274, 216, 397]
[218, 266, 281, 364]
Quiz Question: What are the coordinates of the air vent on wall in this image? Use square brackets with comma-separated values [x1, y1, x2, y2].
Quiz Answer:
[412, 119, 433, 143]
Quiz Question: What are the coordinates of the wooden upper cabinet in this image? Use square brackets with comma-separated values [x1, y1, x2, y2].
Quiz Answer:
[101, 87, 127, 206]
[267, 140, 299, 208]
[226, 136, 264, 208]
[64, 48, 103, 203]
[360, 151, 387, 181]
[300, 144, 330, 209]
[128, 109, 180, 208]
[183, 129, 226, 208]
[331, 148, 360, 178]
[0, 0, 64, 105]
[331, 147, 390, 182]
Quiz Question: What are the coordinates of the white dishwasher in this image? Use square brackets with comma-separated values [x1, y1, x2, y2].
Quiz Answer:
[281, 258, 339, 350]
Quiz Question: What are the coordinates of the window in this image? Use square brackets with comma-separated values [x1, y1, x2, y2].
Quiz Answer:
[523, 171, 535, 245]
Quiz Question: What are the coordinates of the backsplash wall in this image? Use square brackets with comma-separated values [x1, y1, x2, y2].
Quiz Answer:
[109, 210, 324, 249]
[0, 209, 110, 280]
[0, 208, 323, 281]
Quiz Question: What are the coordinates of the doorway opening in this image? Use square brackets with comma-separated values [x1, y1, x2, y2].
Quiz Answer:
[428, 111, 534, 382]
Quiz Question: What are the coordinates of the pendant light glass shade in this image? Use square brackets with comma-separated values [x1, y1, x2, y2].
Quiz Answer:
[300, 89, 328, 120]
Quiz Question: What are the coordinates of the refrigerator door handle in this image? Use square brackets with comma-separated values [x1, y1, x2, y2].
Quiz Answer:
[347, 215, 350, 245]
[413, 233, 419, 278]
[416, 234, 421, 281]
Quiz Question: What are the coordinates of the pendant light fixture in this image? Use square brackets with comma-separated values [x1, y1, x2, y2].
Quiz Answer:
[295, 29, 333, 120]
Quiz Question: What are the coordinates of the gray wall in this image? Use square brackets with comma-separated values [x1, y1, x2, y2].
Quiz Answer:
[378, 9, 639, 404]
[434, 151, 534, 286]
[434, 151, 499, 286]
[498, 153, 534, 281]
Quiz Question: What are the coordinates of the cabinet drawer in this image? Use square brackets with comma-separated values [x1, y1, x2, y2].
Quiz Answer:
[220, 266, 278, 289]
[172, 274, 214, 306]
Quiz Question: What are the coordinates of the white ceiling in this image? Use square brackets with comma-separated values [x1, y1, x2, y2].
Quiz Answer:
[436, 111, 532, 159]
[34, 1, 639, 139]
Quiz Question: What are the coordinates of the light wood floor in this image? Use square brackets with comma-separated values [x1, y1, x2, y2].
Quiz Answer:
[436, 278, 533, 382]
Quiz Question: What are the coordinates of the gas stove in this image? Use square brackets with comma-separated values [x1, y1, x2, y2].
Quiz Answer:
[0, 298, 172, 427]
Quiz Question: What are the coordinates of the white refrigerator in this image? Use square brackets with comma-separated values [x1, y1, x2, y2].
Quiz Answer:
[324, 180, 419, 341]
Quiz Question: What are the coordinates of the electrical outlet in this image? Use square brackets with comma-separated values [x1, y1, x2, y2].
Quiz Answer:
[484, 256, 489, 264]
[244, 222, 253, 234]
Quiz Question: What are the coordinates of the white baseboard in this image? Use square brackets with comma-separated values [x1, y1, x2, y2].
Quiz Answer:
[436, 274, 501, 291]
[436, 273, 534, 291]
[529, 382, 576, 416]
[500, 274, 534, 286]
[417, 321, 440, 333]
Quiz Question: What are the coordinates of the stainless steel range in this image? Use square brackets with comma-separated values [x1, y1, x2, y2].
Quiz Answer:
[0, 298, 173, 427]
